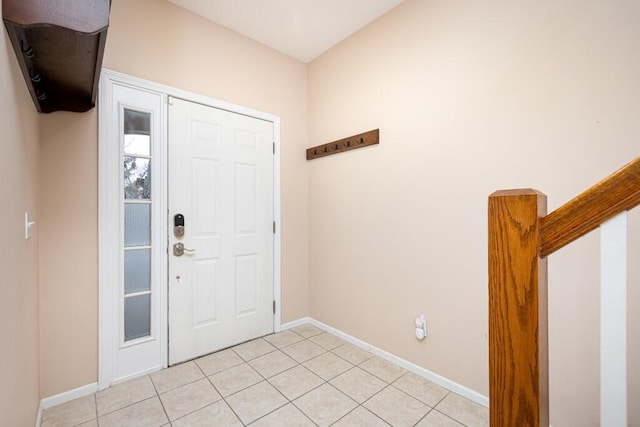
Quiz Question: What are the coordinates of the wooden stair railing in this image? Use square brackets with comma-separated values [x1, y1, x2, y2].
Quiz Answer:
[488, 157, 640, 426]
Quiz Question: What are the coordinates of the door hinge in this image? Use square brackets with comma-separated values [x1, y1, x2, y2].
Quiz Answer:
[273, 221, 276, 234]
[273, 142, 275, 155]
[273, 300, 276, 314]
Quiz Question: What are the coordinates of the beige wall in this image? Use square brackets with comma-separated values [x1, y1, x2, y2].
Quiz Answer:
[0, 10, 41, 426]
[307, 0, 639, 425]
[39, 111, 99, 398]
[38, 0, 309, 397]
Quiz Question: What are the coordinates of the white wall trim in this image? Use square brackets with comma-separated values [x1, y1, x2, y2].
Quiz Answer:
[281, 316, 313, 330]
[272, 114, 282, 333]
[35, 400, 42, 427]
[99, 69, 282, 388]
[111, 365, 164, 387]
[36, 382, 99, 426]
[282, 317, 489, 408]
[98, 71, 117, 390]
[40, 382, 98, 411]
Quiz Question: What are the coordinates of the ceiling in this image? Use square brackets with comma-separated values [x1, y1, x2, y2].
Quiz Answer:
[167, 0, 405, 63]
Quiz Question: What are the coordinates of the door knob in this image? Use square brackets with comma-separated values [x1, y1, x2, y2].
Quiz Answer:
[173, 242, 195, 257]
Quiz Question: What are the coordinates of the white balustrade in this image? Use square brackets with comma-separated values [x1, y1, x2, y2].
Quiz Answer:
[600, 212, 628, 426]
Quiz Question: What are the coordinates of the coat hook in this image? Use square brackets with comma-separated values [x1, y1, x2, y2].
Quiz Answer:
[20, 40, 34, 58]
[36, 90, 46, 100]
[359, 137, 365, 144]
[29, 69, 41, 83]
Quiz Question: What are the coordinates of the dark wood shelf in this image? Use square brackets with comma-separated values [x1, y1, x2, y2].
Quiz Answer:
[3, 0, 110, 113]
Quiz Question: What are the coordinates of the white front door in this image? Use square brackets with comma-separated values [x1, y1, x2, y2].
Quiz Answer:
[168, 97, 274, 365]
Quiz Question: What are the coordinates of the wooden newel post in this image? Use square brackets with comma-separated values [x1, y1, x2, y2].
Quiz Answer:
[488, 190, 549, 426]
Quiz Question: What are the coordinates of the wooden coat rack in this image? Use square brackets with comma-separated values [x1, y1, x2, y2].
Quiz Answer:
[2, 0, 111, 113]
[306, 129, 379, 160]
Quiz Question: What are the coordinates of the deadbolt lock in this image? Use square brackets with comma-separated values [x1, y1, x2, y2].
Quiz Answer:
[174, 214, 185, 238]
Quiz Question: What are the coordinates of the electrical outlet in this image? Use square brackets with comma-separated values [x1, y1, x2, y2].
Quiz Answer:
[415, 314, 426, 340]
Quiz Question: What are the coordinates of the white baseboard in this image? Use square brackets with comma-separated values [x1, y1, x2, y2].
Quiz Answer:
[110, 365, 163, 389]
[40, 382, 98, 411]
[37, 382, 98, 426]
[34, 400, 43, 427]
[280, 316, 312, 330]
[282, 317, 489, 408]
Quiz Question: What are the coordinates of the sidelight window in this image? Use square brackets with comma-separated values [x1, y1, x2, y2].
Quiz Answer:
[123, 109, 152, 342]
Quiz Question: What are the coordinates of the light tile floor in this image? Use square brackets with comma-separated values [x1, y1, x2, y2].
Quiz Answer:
[41, 325, 488, 427]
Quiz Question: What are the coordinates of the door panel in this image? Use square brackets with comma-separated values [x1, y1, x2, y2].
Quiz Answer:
[168, 97, 274, 365]
[235, 254, 258, 316]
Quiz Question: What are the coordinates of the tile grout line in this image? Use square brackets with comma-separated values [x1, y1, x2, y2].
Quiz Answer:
[260, 333, 339, 425]
[355, 380, 429, 426]
[152, 361, 205, 394]
[330, 342, 376, 366]
[217, 336, 311, 425]
[96, 395, 164, 425]
[331, 403, 393, 427]
[237, 386, 290, 426]
[430, 391, 475, 426]
[187, 350, 283, 425]
[288, 342, 388, 426]
[288, 389, 325, 426]
[433, 390, 451, 408]
[220, 395, 244, 426]
[148, 373, 171, 424]
[438, 408, 469, 427]
[202, 357, 255, 425]
[93, 392, 99, 427]
[413, 406, 434, 427]
[229, 342, 289, 425]
[293, 337, 395, 424]
[93, 378, 159, 419]
[193, 358, 233, 423]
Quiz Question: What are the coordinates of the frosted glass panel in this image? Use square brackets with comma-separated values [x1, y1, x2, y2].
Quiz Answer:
[124, 204, 151, 247]
[124, 249, 151, 294]
[124, 294, 151, 341]
[124, 157, 151, 199]
[124, 109, 150, 136]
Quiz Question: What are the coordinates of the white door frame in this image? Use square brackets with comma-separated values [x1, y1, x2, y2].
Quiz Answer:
[98, 69, 282, 389]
